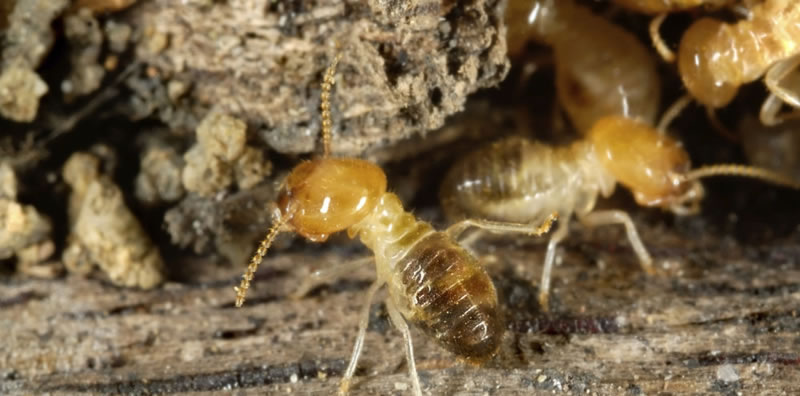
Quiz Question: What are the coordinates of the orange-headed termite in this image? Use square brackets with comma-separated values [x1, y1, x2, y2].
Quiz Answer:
[676, 0, 800, 125]
[440, 114, 800, 310]
[235, 53, 558, 395]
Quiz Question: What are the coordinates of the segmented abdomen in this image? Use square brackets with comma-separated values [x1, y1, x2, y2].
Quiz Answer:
[728, 0, 800, 83]
[439, 137, 592, 223]
[393, 232, 502, 363]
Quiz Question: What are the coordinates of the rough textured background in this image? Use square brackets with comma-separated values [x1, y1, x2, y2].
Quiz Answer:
[2, 213, 799, 395]
[126, 0, 509, 155]
[2, 0, 800, 395]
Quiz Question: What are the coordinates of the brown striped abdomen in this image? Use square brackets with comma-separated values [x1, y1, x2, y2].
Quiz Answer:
[392, 232, 503, 363]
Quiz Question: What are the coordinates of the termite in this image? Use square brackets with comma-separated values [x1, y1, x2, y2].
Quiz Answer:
[676, 0, 800, 126]
[439, 114, 800, 311]
[234, 54, 558, 395]
[505, 0, 661, 133]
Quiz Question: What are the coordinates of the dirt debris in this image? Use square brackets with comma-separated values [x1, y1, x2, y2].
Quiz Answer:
[135, 138, 186, 206]
[182, 111, 272, 196]
[62, 150, 165, 289]
[0, 0, 69, 122]
[0, 162, 58, 278]
[62, 8, 106, 100]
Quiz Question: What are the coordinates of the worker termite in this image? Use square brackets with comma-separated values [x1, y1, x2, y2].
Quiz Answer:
[234, 54, 558, 395]
[505, 0, 661, 133]
[676, 0, 800, 126]
[439, 114, 800, 311]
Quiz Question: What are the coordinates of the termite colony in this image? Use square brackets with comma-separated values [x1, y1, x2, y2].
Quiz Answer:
[231, 0, 800, 393]
[5, 0, 799, 394]
[442, 0, 800, 311]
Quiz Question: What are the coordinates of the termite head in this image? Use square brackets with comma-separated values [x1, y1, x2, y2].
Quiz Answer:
[277, 157, 387, 242]
[588, 116, 703, 214]
[234, 51, 389, 308]
[678, 18, 739, 108]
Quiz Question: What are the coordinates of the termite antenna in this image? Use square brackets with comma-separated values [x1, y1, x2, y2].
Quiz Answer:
[235, 216, 288, 307]
[682, 164, 800, 190]
[321, 53, 342, 157]
[656, 94, 692, 133]
[649, 13, 675, 63]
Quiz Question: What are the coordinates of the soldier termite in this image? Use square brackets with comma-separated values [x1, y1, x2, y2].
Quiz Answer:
[439, 114, 800, 311]
[675, 0, 800, 126]
[505, 0, 661, 133]
[234, 54, 558, 395]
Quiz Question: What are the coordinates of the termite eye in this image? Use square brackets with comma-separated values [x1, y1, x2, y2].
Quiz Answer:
[276, 189, 292, 215]
[677, 18, 738, 108]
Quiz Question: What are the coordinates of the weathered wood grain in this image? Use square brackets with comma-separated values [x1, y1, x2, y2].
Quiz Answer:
[1, 214, 799, 395]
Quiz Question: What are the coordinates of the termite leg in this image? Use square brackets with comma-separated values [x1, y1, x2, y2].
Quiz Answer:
[649, 14, 675, 63]
[444, 215, 559, 310]
[339, 279, 384, 395]
[656, 94, 692, 134]
[759, 93, 800, 126]
[386, 298, 423, 396]
[764, 55, 800, 109]
[705, 107, 740, 142]
[539, 220, 569, 311]
[761, 57, 800, 126]
[577, 210, 655, 275]
[444, 213, 558, 242]
[291, 256, 373, 299]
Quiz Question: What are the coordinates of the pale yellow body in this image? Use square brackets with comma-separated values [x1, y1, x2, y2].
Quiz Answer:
[679, 0, 800, 108]
[506, 0, 661, 132]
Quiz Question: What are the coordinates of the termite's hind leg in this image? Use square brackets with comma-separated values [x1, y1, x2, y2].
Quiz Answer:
[444, 213, 559, 242]
[765, 55, 800, 109]
[386, 298, 423, 396]
[649, 14, 675, 63]
[291, 256, 373, 299]
[339, 279, 384, 395]
[577, 210, 655, 275]
[538, 219, 569, 311]
[443, 214, 561, 311]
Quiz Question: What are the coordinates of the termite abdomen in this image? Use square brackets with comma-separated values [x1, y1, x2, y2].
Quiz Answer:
[395, 232, 503, 363]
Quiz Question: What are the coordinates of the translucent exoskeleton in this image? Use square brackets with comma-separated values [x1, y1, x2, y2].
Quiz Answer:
[234, 54, 558, 395]
[440, 115, 800, 311]
[675, 0, 800, 125]
[506, 0, 661, 133]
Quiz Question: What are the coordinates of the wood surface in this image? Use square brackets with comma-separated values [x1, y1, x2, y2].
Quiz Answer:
[2, 212, 799, 395]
